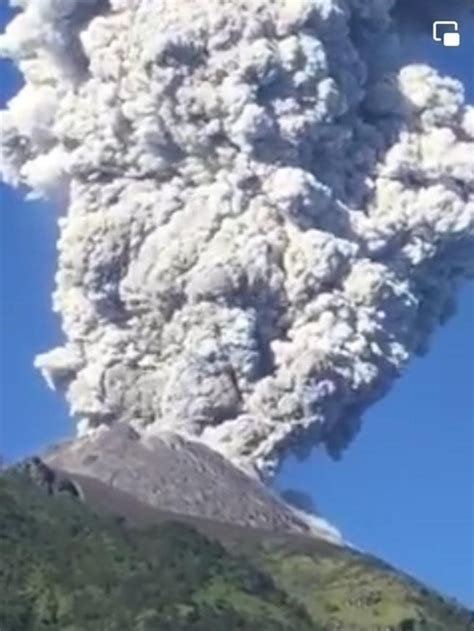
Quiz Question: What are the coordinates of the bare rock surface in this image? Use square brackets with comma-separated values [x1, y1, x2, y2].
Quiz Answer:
[44, 424, 323, 537]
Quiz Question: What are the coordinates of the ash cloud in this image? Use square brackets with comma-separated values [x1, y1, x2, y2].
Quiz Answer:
[1, 0, 473, 478]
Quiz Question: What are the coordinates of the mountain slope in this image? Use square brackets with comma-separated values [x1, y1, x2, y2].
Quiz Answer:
[0, 472, 317, 631]
[1, 469, 472, 631]
[43, 424, 340, 540]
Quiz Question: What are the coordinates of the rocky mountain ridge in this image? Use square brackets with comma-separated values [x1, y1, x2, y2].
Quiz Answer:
[42, 424, 341, 542]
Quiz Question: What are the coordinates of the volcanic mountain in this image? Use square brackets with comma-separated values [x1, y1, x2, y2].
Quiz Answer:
[2, 447, 472, 631]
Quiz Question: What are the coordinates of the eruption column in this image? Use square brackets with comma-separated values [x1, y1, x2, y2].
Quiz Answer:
[1, 0, 473, 477]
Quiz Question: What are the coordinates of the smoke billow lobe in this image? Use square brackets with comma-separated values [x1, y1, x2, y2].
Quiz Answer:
[1, 0, 473, 478]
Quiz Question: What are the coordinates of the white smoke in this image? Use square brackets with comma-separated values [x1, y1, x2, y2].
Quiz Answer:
[1, 0, 473, 478]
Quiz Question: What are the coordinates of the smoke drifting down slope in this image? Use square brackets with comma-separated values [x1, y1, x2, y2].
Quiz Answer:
[1, 0, 473, 478]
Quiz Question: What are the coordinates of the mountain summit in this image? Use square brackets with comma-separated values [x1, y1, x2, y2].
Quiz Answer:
[42, 424, 341, 542]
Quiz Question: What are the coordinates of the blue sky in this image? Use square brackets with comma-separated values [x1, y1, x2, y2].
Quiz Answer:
[0, 4, 473, 608]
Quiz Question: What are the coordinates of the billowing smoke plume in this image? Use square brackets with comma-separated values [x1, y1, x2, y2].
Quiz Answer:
[1, 0, 473, 478]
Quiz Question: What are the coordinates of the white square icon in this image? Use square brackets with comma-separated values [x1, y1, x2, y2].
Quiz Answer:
[443, 32, 460, 47]
[433, 21, 461, 47]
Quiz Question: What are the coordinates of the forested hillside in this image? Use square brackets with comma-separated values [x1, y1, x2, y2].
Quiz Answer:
[1, 472, 472, 631]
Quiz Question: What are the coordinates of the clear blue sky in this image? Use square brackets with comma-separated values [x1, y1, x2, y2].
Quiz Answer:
[0, 4, 473, 608]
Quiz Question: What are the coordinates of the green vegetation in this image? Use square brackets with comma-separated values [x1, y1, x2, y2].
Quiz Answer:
[1, 472, 472, 631]
[253, 542, 473, 630]
[0, 473, 316, 631]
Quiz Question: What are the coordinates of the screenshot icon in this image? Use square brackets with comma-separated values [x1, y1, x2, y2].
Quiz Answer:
[433, 21, 460, 47]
